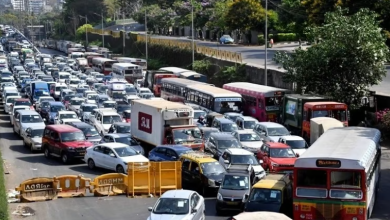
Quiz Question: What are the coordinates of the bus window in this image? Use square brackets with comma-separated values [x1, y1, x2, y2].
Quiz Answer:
[331, 171, 361, 188]
[297, 169, 327, 187]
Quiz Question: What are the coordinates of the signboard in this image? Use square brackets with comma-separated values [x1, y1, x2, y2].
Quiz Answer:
[215, 98, 241, 102]
[266, 106, 279, 111]
[314, 104, 346, 109]
[24, 182, 53, 191]
[316, 160, 341, 168]
[138, 112, 152, 133]
[285, 100, 296, 115]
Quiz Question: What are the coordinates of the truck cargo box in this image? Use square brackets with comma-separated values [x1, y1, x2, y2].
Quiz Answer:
[310, 117, 344, 145]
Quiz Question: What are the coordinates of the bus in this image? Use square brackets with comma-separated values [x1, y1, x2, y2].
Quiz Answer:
[161, 78, 212, 102]
[159, 67, 207, 83]
[112, 63, 143, 83]
[293, 127, 381, 220]
[91, 57, 118, 75]
[86, 53, 105, 67]
[223, 82, 290, 122]
[115, 57, 147, 71]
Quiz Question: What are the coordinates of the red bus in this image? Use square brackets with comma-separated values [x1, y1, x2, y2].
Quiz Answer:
[223, 82, 290, 122]
[91, 57, 118, 75]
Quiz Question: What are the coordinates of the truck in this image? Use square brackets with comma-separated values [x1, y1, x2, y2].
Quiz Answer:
[30, 81, 49, 103]
[131, 99, 203, 151]
[310, 117, 344, 145]
[107, 79, 127, 101]
[144, 70, 176, 97]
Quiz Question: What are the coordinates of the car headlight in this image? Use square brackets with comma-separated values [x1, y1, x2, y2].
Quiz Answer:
[208, 179, 216, 187]
[217, 193, 223, 201]
[271, 162, 279, 167]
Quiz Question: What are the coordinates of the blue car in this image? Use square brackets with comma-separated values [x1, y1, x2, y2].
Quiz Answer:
[21, 78, 32, 88]
[219, 35, 234, 44]
[148, 145, 194, 161]
[40, 101, 65, 124]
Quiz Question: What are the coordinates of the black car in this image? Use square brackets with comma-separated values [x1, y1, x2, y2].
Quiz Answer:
[205, 133, 242, 159]
[115, 101, 131, 114]
[68, 122, 102, 144]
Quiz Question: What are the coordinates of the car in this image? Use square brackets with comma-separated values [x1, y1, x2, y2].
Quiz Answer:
[13, 98, 34, 110]
[21, 126, 45, 152]
[180, 152, 226, 195]
[62, 94, 77, 108]
[120, 110, 131, 123]
[3, 90, 20, 104]
[79, 103, 98, 121]
[59, 118, 82, 125]
[100, 133, 144, 155]
[13, 110, 45, 136]
[35, 96, 55, 110]
[42, 125, 93, 164]
[68, 122, 102, 145]
[85, 92, 98, 104]
[147, 189, 205, 220]
[257, 142, 298, 173]
[92, 109, 122, 135]
[219, 35, 234, 44]
[277, 135, 308, 156]
[137, 87, 152, 96]
[139, 92, 155, 99]
[85, 143, 149, 173]
[232, 130, 264, 153]
[68, 78, 81, 90]
[95, 94, 111, 108]
[10, 105, 31, 125]
[219, 148, 266, 181]
[67, 97, 84, 113]
[37, 100, 51, 113]
[107, 122, 131, 134]
[55, 111, 79, 124]
[205, 133, 242, 159]
[253, 122, 290, 142]
[193, 110, 207, 125]
[40, 101, 66, 124]
[148, 145, 194, 161]
[235, 116, 259, 131]
[4, 95, 21, 113]
[211, 117, 239, 133]
[231, 211, 293, 220]
[60, 89, 75, 103]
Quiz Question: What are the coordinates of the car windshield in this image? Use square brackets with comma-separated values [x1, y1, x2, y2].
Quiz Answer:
[103, 115, 122, 124]
[6, 98, 17, 103]
[116, 125, 131, 133]
[35, 91, 50, 97]
[202, 129, 219, 140]
[61, 131, 85, 142]
[56, 86, 67, 91]
[286, 140, 306, 149]
[80, 127, 99, 137]
[51, 105, 65, 112]
[173, 128, 202, 144]
[60, 113, 77, 119]
[59, 74, 70, 79]
[30, 129, 44, 137]
[194, 111, 206, 119]
[15, 101, 31, 106]
[125, 87, 136, 93]
[117, 105, 131, 113]
[200, 161, 225, 174]
[239, 133, 261, 141]
[222, 175, 250, 190]
[64, 95, 76, 101]
[153, 198, 189, 215]
[244, 121, 257, 129]
[113, 92, 126, 99]
[40, 98, 54, 102]
[7, 93, 19, 97]
[115, 137, 139, 146]
[70, 99, 83, 105]
[267, 127, 289, 136]
[99, 97, 109, 103]
[114, 146, 138, 157]
[70, 80, 79, 84]
[103, 102, 115, 108]
[87, 95, 97, 100]
[76, 88, 87, 94]
[21, 115, 43, 123]
[41, 102, 50, 108]
[270, 148, 296, 158]
[217, 139, 241, 150]
[221, 123, 238, 132]
[249, 189, 282, 204]
[82, 105, 97, 112]
[231, 154, 259, 165]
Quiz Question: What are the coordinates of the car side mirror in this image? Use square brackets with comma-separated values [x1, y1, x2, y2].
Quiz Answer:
[148, 207, 153, 212]
[109, 153, 116, 158]
[244, 194, 249, 200]
[259, 160, 263, 164]
[191, 208, 197, 214]
[224, 160, 230, 164]
[296, 153, 300, 157]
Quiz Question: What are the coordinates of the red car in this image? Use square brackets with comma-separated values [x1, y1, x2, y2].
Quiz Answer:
[121, 110, 131, 123]
[42, 125, 93, 164]
[12, 98, 34, 110]
[257, 142, 298, 173]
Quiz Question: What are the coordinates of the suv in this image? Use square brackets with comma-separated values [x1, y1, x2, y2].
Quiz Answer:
[211, 118, 239, 133]
[235, 116, 259, 131]
[253, 122, 290, 142]
[277, 135, 308, 156]
[257, 142, 298, 173]
[42, 124, 93, 163]
[93, 109, 122, 135]
[180, 152, 226, 196]
[205, 133, 242, 159]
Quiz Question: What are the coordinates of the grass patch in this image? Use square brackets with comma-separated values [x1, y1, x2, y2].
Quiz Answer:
[0, 151, 9, 220]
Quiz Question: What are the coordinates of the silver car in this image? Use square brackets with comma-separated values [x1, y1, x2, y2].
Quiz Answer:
[253, 122, 290, 142]
[67, 97, 84, 113]
[147, 190, 205, 220]
[22, 127, 45, 152]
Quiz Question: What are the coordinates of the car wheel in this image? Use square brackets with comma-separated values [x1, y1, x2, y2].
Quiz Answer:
[30, 144, 34, 153]
[61, 153, 69, 164]
[44, 147, 51, 158]
[88, 159, 95, 169]
[116, 165, 125, 174]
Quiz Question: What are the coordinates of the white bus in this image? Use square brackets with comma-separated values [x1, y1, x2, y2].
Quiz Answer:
[112, 63, 143, 83]
[116, 57, 147, 71]
[91, 57, 118, 75]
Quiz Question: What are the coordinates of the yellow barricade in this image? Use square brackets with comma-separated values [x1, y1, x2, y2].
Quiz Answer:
[89, 173, 128, 197]
[54, 175, 91, 198]
[151, 162, 182, 196]
[15, 177, 60, 202]
[225, 51, 233, 61]
[220, 51, 226, 60]
[127, 162, 151, 197]
[112, 32, 121, 38]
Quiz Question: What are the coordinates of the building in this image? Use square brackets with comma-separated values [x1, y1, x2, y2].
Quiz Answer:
[11, 0, 26, 11]
[28, 0, 45, 14]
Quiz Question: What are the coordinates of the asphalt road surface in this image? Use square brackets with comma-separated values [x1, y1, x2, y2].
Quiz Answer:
[1, 48, 388, 220]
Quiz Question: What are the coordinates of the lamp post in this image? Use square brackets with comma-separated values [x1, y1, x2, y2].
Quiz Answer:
[191, 1, 195, 66]
[145, 10, 148, 61]
[93, 12, 105, 48]
[264, 0, 268, 86]
[79, 15, 88, 46]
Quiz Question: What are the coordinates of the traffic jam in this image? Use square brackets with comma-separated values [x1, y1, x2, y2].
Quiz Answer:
[0, 27, 382, 220]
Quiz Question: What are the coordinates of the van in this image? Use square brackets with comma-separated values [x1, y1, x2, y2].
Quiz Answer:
[54, 83, 68, 100]
[243, 173, 293, 217]
[235, 116, 259, 131]
[58, 72, 71, 83]
[212, 118, 239, 133]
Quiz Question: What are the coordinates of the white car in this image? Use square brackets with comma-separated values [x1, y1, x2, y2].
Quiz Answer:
[68, 78, 81, 90]
[139, 92, 155, 99]
[137, 87, 152, 96]
[13, 110, 45, 137]
[101, 100, 116, 109]
[54, 111, 79, 124]
[253, 122, 291, 142]
[92, 109, 122, 135]
[10, 105, 31, 125]
[147, 190, 205, 220]
[85, 93, 98, 104]
[21, 126, 45, 152]
[35, 96, 55, 110]
[78, 84, 90, 89]
[85, 143, 149, 173]
[277, 135, 308, 156]
[4, 95, 21, 113]
[59, 118, 82, 125]
[232, 130, 264, 153]
[67, 97, 84, 113]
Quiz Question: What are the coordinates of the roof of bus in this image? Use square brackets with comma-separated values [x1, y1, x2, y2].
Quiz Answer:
[187, 84, 242, 97]
[223, 82, 290, 96]
[161, 78, 210, 87]
[132, 99, 193, 110]
[116, 57, 146, 61]
[253, 174, 290, 190]
[159, 67, 195, 74]
[179, 71, 205, 77]
[92, 57, 116, 62]
[295, 127, 381, 171]
[304, 102, 346, 107]
[112, 63, 139, 68]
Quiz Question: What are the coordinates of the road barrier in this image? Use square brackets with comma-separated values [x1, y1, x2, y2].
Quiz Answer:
[14, 162, 182, 202]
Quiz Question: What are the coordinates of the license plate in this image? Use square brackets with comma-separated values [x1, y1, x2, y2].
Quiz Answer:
[79, 152, 86, 155]
[226, 202, 238, 205]
[301, 205, 311, 211]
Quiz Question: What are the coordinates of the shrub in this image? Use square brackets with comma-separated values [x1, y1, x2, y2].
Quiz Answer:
[257, 35, 265, 45]
[269, 33, 298, 42]
[0, 151, 8, 220]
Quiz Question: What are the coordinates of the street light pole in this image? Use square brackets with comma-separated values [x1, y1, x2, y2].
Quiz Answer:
[191, 2, 195, 66]
[145, 10, 148, 61]
[101, 11, 104, 48]
[264, 0, 268, 86]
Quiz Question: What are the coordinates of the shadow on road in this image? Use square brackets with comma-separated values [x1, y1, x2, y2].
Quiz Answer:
[204, 198, 240, 218]
[9, 144, 35, 154]
[16, 155, 84, 166]
[68, 164, 107, 176]
[371, 168, 390, 219]
[0, 131, 23, 141]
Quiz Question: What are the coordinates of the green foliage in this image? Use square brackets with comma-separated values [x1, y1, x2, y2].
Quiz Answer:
[214, 64, 247, 85]
[269, 33, 298, 42]
[278, 0, 308, 35]
[76, 24, 93, 41]
[225, 0, 265, 31]
[133, 5, 175, 32]
[257, 35, 265, 45]
[192, 60, 212, 74]
[147, 58, 168, 70]
[273, 7, 389, 107]
[206, 0, 232, 31]
[90, 40, 102, 47]
[0, 151, 9, 220]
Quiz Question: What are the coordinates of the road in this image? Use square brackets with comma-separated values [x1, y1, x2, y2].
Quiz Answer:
[2, 48, 388, 220]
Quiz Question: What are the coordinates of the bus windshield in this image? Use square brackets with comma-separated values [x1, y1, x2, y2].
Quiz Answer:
[312, 110, 347, 121]
[296, 169, 327, 198]
[214, 100, 242, 113]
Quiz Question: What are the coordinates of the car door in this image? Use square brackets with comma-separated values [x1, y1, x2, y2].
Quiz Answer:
[90, 146, 104, 167]
[165, 149, 178, 161]
[50, 131, 61, 155]
[94, 113, 102, 133]
[102, 147, 117, 170]
[263, 145, 271, 169]
[219, 151, 228, 168]
[180, 158, 192, 187]
[189, 162, 202, 190]
[190, 193, 203, 220]
[23, 127, 31, 145]
[14, 112, 21, 132]
[152, 147, 166, 161]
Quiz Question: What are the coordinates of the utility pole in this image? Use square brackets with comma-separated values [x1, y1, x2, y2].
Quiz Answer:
[79, 15, 88, 46]
[264, 0, 268, 86]
[101, 11, 104, 48]
[145, 10, 148, 61]
[122, 24, 125, 55]
[191, 1, 195, 67]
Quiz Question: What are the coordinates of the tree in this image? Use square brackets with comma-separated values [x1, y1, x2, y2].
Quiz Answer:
[273, 8, 389, 107]
[76, 24, 93, 41]
[116, 0, 142, 18]
[225, 0, 266, 32]
[206, 0, 231, 32]
[133, 5, 175, 33]
[104, 0, 119, 20]
[277, 0, 308, 35]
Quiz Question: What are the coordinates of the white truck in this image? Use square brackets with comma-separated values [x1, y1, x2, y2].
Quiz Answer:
[131, 99, 203, 150]
[310, 117, 344, 145]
